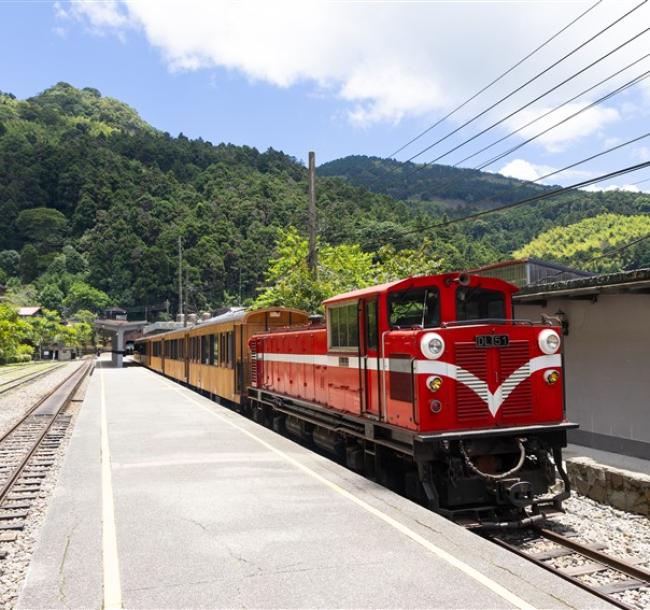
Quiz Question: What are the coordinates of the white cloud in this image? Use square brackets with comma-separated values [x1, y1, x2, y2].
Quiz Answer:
[499, 159, 554, 182]
[58, 0, 650, 132]
[498, 158, 593, 184]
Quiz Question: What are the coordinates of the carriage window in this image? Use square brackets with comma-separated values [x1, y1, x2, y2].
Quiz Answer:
[328, 302, 359, 351]
[456, 287, 506, 320]
[201, 335, 209, 364]
[365, 299, 378, 350]
[209, 334, 215, 365]
[389, 287, 440, 329]
[212, 333, 221, 366]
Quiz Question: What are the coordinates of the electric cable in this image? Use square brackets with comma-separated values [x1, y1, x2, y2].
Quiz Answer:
[400, 0, 648, 166]
[476, 69, 650, 171]
[531, 131, 650, 185]
[401, 23, 650, 180]
[453, 52, 650, 168]
[387, 0, 603, 158]
[401, 159, 650, 236]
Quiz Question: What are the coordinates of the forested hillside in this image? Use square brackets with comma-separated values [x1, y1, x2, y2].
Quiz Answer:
[319, 155, 650, 261]
[318, 155, 551, 206]
[0, 83, 648, 320]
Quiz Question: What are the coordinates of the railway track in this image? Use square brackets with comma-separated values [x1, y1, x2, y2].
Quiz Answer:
[484, 525, 650, 610]
[0, 363, 65, 397]
[0, 360, 93, 552]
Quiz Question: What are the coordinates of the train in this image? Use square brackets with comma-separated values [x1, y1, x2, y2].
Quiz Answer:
[135, 272, 577, 527]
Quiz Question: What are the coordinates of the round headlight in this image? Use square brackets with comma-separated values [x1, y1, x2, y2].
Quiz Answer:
[538, 329, 561, 355]
[420, 332, 445, 360]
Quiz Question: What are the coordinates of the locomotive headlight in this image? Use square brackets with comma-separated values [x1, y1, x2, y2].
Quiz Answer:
[426, 376, 443, 392]
[420, 332, 445, 360]
[538, 329, 561, 354]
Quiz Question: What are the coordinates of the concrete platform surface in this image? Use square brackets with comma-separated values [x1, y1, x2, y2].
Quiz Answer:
[565, 443, 650, 476]
[18, 355, 613, 609]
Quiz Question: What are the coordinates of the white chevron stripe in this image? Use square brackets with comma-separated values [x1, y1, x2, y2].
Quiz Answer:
[258, 351, 561, 417]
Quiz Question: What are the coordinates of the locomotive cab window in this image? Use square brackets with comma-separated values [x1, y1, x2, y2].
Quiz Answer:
[328, 302, 359, 351]
[456, 287, 506, 320]
[388, 287, 440, 329]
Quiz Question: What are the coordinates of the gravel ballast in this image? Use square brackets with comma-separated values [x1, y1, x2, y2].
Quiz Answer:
[0, 360, 90, 609]
[0, 361, 82, 438]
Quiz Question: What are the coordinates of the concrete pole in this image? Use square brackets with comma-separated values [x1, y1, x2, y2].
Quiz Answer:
[178, 236, 183, 325]
[307, 151, 318, 277]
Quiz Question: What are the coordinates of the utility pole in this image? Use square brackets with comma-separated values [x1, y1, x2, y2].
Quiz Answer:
[307, 151, 318, 276]
[178, 236, 184, 326]
[184, 267, 190, 327]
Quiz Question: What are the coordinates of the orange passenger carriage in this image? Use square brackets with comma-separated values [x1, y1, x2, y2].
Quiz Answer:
[135, 307, 309, 405]
[247, 272, 577, 525]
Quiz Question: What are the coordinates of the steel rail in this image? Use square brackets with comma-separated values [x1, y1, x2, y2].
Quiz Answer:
[484, 526, 650, 610]
[0, 360, 93, 505]
[0, 363, 65, 396]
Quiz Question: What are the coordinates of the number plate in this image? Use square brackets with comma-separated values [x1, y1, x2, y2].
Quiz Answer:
[475, 334, 509, 348]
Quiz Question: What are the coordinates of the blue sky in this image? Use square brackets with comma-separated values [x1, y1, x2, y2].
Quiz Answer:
[2, 0, 650, 192]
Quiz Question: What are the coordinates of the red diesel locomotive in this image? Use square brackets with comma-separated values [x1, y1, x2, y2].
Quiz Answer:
[247, 272, 576, 525]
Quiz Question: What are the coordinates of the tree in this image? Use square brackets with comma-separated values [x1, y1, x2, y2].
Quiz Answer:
[254, 227, 446, 313]
[0, 305, 32, 363]
[18, 244, 39, 283]
[63, 281, 110, 313]
[62, 245, 87, 274]
[39, 283, 65, 312]
[29, 309, 61, 359]
[16, 207, 68, 252]
[0, 250, 20, 277]
[514, 213, 650, 273]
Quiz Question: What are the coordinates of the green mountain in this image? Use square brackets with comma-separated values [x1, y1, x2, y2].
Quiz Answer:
[318, 154, 552, 207]
[318, 154, 650, 259]
[0, 83, 648, 317]
[0, 83, 490, 314]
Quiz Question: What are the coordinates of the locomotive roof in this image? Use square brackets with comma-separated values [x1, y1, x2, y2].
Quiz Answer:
[322, 273, 517, 305]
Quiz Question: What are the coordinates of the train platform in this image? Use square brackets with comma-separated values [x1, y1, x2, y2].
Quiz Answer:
[18, 355, 613, 609]
[565, 444, 650, 476]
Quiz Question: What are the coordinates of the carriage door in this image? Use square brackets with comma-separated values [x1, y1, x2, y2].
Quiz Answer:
[362, 298, 381, 418]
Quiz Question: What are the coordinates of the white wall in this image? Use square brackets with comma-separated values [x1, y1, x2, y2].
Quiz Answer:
[515, 294, 650, 457]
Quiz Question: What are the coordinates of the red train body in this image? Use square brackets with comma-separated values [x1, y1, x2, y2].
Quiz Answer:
[248, 272, 576, 524]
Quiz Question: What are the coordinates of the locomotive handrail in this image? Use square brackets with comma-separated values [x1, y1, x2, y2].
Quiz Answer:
[440, 318, 534, 328]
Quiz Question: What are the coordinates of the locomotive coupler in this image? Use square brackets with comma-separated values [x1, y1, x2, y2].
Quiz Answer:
[495, 478, 533, 508]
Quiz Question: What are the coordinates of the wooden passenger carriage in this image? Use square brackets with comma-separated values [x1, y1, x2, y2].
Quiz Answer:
[135, 307, 309, 405]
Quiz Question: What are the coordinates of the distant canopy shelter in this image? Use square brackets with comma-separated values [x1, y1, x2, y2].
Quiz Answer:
[94, 319, 148, 368]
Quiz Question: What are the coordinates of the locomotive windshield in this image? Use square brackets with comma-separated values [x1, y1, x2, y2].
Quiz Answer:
[456, 287, 506, 320]
[388, 287, 440, 328]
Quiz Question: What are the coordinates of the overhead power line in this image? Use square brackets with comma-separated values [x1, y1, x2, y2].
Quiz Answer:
[581, 232, 650, 265]
[400, 0, 647, 166]
[475, 69, 650, 171]
[387, 0, 603, 159]
[454, 52, 650, 168]
[402, 159, 650, 236]
[545, 231, 650, 280]
[403, 24, 650, 179]
[532, 130, 650, 184]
